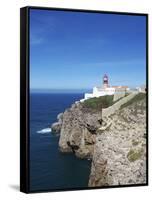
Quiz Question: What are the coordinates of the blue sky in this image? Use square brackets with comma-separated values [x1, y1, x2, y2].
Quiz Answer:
[30, 9, 146, 91]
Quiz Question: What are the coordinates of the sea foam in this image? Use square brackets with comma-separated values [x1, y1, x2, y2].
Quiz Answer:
[37, 128, 52, 134]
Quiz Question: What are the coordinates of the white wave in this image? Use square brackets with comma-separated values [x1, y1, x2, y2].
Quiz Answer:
[37, 128, 52, 134]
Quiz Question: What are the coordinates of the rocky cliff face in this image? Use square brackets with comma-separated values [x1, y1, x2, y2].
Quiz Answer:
[89, 95, 146, 186]
[51, 93, 147, 186]
[58, 103, 102, 158]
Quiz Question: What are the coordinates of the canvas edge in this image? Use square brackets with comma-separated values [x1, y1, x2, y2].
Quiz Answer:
[20, 6, 30, 194]
[20, 5, 149, 194]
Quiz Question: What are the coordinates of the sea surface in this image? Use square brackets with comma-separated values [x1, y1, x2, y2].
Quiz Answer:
[30, 93, 91, 192]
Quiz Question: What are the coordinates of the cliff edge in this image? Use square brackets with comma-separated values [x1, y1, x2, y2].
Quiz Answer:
[51, 92, 147, 186]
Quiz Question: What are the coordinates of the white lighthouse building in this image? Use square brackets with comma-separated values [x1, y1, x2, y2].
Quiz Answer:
[82, 74, 129, 101]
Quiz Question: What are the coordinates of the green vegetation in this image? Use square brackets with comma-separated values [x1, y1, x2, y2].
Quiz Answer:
[127, 148, 143, 162]
[132, 139, 139, 146]
[82, 95, 114, 110]
[120, 93, 146, 109]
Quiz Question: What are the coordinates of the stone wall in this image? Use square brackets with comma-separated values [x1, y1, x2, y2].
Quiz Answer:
[113, 90, 126, 102]
[102, 92, 138, 118]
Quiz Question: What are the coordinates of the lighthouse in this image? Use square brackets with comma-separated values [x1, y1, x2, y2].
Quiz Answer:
[82, 74, 129, 101]
[103, 74, 109, 88]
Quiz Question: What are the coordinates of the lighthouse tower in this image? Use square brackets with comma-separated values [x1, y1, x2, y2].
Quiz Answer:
[103, 74, 109, 88]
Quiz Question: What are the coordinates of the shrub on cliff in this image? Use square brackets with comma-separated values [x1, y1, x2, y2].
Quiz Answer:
[82, 95, 114, 110]
[121, 93, 146, 109]
[127, 148, 144, 162]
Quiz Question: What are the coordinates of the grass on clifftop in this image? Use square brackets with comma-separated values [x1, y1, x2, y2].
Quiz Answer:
[120, 93, 146, 109]
[82, 95, 114, 110]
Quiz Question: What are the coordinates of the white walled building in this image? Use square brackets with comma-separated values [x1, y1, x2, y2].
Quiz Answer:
[85, 86, 115, 99]
[82, 74, 129, 101]
[136, 85, 146, 93]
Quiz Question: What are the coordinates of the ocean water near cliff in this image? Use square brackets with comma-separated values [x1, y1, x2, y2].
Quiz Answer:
[30, 93, 91, 191]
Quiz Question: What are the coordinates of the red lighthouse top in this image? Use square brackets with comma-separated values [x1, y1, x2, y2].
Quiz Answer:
[103, 74, 108, 84]
[102, 74, 109, 88]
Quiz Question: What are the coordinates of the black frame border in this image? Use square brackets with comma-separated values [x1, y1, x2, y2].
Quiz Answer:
[20, 6, 149, 194]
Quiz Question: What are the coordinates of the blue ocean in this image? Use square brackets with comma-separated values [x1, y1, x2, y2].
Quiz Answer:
[30, 93, 91, 192]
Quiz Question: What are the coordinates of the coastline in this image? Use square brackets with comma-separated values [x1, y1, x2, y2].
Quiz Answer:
[52, 92, 147, 187]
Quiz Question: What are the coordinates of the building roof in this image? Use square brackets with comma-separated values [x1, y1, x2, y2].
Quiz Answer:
[112, 86, 129, 89]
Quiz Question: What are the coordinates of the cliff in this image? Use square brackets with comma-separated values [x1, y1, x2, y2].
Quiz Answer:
[51, 92, 147, 186]
[58, 102, 102, 158]
[89, 93, 146, 186]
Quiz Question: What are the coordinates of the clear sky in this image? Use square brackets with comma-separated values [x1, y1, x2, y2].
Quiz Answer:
[30, 9, 146, 91]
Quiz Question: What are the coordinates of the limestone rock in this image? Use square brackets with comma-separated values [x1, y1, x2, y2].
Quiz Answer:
[51, 122, 62, 133]
[51, 93, 146, 186]
[58, 103, 102, 158]
[89, 97, 146, 186]
[57, 112, 63, 122]
[51, 112, 63, 133]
